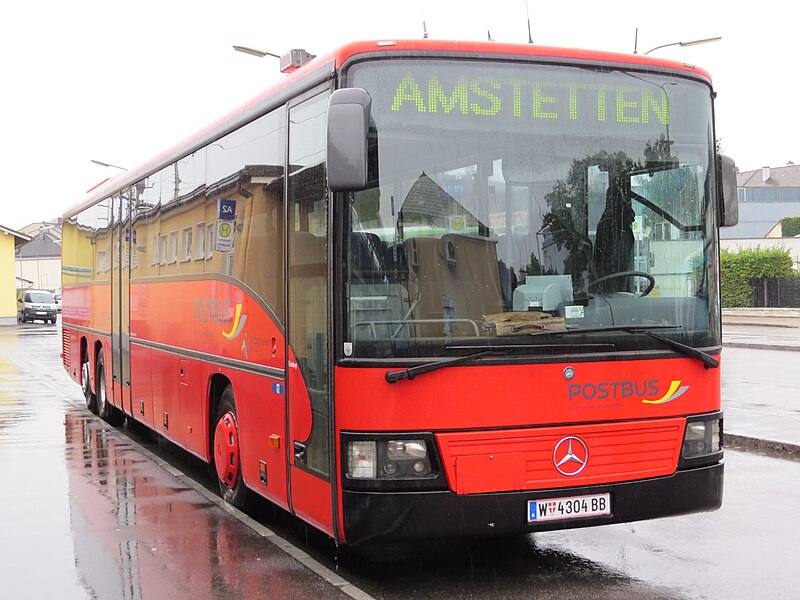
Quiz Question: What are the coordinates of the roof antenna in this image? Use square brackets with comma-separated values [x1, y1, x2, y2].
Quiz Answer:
[423, 21, 429, 39]
[633, 27, 639, 54]
[526, 0, 534, 44]
[487, 29, 494, 42]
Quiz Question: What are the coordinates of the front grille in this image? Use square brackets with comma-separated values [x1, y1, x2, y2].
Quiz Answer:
[436, 418, 685, 495]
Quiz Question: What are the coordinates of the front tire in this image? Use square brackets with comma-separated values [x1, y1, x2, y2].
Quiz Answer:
[96, 351, 124, 426]
[213, 385, 247, 508]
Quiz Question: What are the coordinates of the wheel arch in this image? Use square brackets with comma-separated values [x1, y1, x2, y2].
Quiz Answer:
[207, 373, 232, 462]
[80, 336, 89, 383]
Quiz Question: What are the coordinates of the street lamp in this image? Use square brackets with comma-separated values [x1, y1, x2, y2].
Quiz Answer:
[643, 36, 721, 56]
[232, 45, 281, 59]
[233, 45, 315, 74]
[90, 159, 127, 171]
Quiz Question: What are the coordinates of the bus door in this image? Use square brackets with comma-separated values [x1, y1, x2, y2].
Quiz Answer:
[111, 190, 132, 416]
[286, 90, 334, 534]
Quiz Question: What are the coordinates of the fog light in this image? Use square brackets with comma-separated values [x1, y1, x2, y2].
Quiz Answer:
[347, 441, 377, 479]
[412, 460, 427, 474]
[383, 462, 398, 475]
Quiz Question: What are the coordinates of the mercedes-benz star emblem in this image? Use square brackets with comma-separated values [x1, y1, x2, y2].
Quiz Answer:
[553, 436, 589, 476]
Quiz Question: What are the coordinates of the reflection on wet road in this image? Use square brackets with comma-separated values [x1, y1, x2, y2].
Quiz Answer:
[2, 323, 799, 600]
[0, 324, 351, 600]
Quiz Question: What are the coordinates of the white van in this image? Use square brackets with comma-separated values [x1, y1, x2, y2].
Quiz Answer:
[17, 289, 58, 324]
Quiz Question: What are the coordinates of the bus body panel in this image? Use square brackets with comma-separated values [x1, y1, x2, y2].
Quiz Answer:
[289, 466, 334, 537]
[129, 279, 285, 370]
[129, 343, 155, 428]
[218, 363, 290, 512]
[64, 277, 295, 511]
[334, 356, 720, 432]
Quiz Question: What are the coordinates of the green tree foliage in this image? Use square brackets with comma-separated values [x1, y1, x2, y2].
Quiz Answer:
[720, 247, 794, 307]
[781, 216, 800, 238]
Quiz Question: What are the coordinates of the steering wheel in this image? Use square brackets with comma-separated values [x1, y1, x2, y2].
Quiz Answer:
[588, 270, 656, 297]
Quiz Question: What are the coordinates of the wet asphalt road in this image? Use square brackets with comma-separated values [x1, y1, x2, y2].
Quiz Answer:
[1, 321, 799, 600]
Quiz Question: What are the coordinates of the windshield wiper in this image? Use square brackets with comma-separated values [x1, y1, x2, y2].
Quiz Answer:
[385, 340, 614, 384]
[640, 329, 719, 369]
[385, 349, 502, 383]
[384, 325, 717, 383]
[545, 324, 719, 369]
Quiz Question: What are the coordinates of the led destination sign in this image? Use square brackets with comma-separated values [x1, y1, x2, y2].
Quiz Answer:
[350, 60, 711, 138]
[389, 74, 670, 126]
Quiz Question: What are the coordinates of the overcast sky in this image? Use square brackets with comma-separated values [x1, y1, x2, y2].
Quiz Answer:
[1, 0, 793, 229]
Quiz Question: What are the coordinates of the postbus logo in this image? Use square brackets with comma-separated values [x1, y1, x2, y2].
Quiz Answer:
[567, 379, 690, 405]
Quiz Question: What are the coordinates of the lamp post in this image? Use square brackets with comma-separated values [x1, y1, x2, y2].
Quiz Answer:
[232, 45, 280, 59]
[90, 159, 127, 171]
[233, 45, 315, 74]
[643, 36, 721, 55]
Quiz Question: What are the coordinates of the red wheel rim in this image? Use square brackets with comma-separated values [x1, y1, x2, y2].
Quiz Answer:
[214, 411, 240, 488]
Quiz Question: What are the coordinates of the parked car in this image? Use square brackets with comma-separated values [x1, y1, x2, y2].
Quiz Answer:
[54, 293, 62, 313]
[17, 289, 58, 324]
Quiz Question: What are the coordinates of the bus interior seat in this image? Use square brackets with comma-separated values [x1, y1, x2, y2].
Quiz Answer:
[404, 234, 504, 338]
[348, 232, 409, 341]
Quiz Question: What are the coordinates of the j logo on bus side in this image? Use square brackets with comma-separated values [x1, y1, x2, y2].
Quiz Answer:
[222, 303, 249, 358]
[641, 380, 690, 405]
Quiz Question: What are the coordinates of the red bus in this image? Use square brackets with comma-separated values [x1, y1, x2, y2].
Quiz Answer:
[62, 39, 739, 544]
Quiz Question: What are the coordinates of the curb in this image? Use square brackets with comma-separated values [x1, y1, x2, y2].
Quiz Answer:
[725, 433, 800, 461]
[722, 342, 800, 352]
[723, 308, 800, 319]
[722, 321, 799, 329]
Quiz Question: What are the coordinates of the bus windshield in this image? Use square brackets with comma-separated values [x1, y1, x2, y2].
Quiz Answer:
[343, 59, 719, 359]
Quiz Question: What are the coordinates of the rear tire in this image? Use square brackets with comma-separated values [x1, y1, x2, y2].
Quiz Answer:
[213, 385, 247, 508]
[82, 349, 98, 414]
[96, 351, 124, 426]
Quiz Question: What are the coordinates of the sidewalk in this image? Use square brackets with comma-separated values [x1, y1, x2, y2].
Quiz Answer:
[722, 307, 800, 329]
[721, 308, 800, 458]
[0, 325, 365, 600]
[722, 308, 800, 351]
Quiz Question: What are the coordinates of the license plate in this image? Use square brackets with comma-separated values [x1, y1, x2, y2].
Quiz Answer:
[527, 493, 611, 523]
[36, 311, 47, 315]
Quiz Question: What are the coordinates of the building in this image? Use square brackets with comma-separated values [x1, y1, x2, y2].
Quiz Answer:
[15, 222, 62, 291]
[1, 224, 32, 325]
[720, 164, 800, 269]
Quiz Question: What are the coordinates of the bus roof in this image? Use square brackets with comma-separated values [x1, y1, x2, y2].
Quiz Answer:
[65, 39, 712, 219]
[324, 39, 712, 79]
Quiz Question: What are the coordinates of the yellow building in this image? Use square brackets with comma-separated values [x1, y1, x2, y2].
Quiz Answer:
[1, 224, 32, 325]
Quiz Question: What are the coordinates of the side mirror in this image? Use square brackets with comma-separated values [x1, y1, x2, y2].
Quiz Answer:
[327, 88, 372, 192]
[717, 154, 738, 227]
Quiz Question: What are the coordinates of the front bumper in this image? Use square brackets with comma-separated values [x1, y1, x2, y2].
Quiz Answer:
[23, 309, 56, 320]
[342, 462, 723, 544]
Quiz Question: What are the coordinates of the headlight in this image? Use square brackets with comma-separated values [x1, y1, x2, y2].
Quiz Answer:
[387, 440, 427, 459]
[345, 438, 433, 480]
[347, 441, 377, 479]
[682, 416, 722, 459]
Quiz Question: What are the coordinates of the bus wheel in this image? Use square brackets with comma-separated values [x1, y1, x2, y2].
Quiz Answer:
[96, 352, 124, 426]
[82, 349, 98, 414]
[213, 385, 247, 508]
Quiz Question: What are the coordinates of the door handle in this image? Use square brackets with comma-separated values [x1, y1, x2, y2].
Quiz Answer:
[293, 441, 307, 465]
